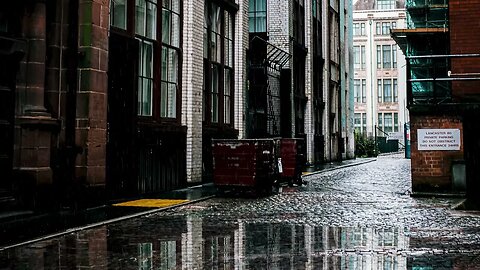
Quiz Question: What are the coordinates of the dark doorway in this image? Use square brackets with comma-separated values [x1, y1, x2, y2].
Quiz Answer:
[464, 112, 480, 203]
[106, 33, 139, 198]
[0, 37, 24, 197]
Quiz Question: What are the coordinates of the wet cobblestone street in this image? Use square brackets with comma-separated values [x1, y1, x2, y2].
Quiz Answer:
[2, 154, 480, 269]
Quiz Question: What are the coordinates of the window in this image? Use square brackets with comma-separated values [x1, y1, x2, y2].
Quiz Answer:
[354, 79, 360, 103]
[160, 241, 176, 269]
[378, 78, 395, 103]
[355, 113, 367, 135]
[362, 113, 367, 134]
[354, 46, 360, 69]
[161, 0, 181, 118]
[393, 78, 398, 102]
[138, 40, 154, 116]
[293, 0, 305, 45]
[355, 113, 361, 133]
[382, 45, 391, 69]
[376, 22, 381, 35]
[361, 45, 366, 69]
[382, 22, 390, 35]
[377, 79, 382, 102]
[204, 2, 235, 125]
[392, 45, 397, 68]
[384, 113, 393, 133]
[378, 113, 383, 130]
[394, 113, 399, 132]
[353, 23, 365, 36]
[362, 79, 366, 103]
[249, 0, 267, 32]
[110, 0, 127, 29]
[353, 23, 360, 36]
[376, 45, 381, 69]
[377, 0, 395, 10]
[383, 79, 392, 102]
[354, 79, 366, 104]
[138, 243, 153, 270]
[110, 0, 183, 120]
[135, 0, 157, 39]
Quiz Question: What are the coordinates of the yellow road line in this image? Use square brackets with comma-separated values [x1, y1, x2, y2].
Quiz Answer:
[113, 199, 189, 208]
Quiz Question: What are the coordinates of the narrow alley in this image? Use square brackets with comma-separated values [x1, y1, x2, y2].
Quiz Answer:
[1, 154, 480, 269]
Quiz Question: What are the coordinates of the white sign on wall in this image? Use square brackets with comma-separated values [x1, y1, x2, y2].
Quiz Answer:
[417, 129, 461, 151]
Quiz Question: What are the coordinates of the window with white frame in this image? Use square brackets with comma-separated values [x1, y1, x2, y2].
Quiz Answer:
[378, 113, 399, 133]
[377, 0, 395, 10]
[353, 22, 366, 36]
[361, 45, 366, 69]
[376, 45, 382, 69]
[361, 79, 366, 103]
[355, 113, 367, 135]
[362, 113, 367, 134]
[354, 79, 360, 103]
[354, 46, 360, 69]
[382, 45, 391, 69]
[378, 78, 396, 103]
[376, 21, 396, 35]
[354, 79, 366, 103]
[354, 113, 361, 133]
[393, 78, 398, 102]
[377, 44, 396, 69]
[354, 45, 366, 70]
[383, 79, 392, 102]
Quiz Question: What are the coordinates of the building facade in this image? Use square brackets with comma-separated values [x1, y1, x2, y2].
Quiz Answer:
[392, 0, 480, 196]
[0, 0, 354, 210]
[353, 0, 408, 142]
[246, 0, 355, 164]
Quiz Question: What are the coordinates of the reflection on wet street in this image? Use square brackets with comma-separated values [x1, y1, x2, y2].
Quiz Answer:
[1, 154, 480, 269]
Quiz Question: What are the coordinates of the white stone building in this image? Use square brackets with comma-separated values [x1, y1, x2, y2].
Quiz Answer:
[353, 0, 409, 142]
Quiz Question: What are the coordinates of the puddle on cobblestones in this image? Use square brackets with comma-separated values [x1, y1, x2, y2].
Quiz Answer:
[1, 156, 480, 269]
[1, 218, 480, 269]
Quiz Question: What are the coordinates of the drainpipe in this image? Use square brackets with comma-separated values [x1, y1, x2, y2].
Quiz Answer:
[369, 19, 375, 138]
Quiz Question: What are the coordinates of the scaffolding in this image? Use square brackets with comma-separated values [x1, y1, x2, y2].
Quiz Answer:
[406, 0, 448, 29]
[391, 0, 451, 104]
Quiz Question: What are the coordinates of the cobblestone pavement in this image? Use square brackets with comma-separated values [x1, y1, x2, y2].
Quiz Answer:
[2, 154, 480, 269]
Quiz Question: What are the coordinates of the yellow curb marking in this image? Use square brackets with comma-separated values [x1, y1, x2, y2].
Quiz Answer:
[113, 199, 189, 208]
[302, 172, 313, 176]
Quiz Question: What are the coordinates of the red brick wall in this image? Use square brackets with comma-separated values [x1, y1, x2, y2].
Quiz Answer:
[410, 115, 464, 192]
[449, 0, 480, 100]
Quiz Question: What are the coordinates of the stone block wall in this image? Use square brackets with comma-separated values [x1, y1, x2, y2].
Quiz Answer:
[75, 0, 110, 186]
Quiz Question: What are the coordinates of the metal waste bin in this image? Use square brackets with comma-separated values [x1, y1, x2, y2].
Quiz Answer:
[212, 139, 277, 193]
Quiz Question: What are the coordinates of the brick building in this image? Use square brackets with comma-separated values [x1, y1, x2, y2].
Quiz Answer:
[392, 0, 480, 197]
[0, 0, 354, 210]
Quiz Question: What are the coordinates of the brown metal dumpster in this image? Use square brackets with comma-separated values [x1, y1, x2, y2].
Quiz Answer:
[212, 139, 277, 193]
